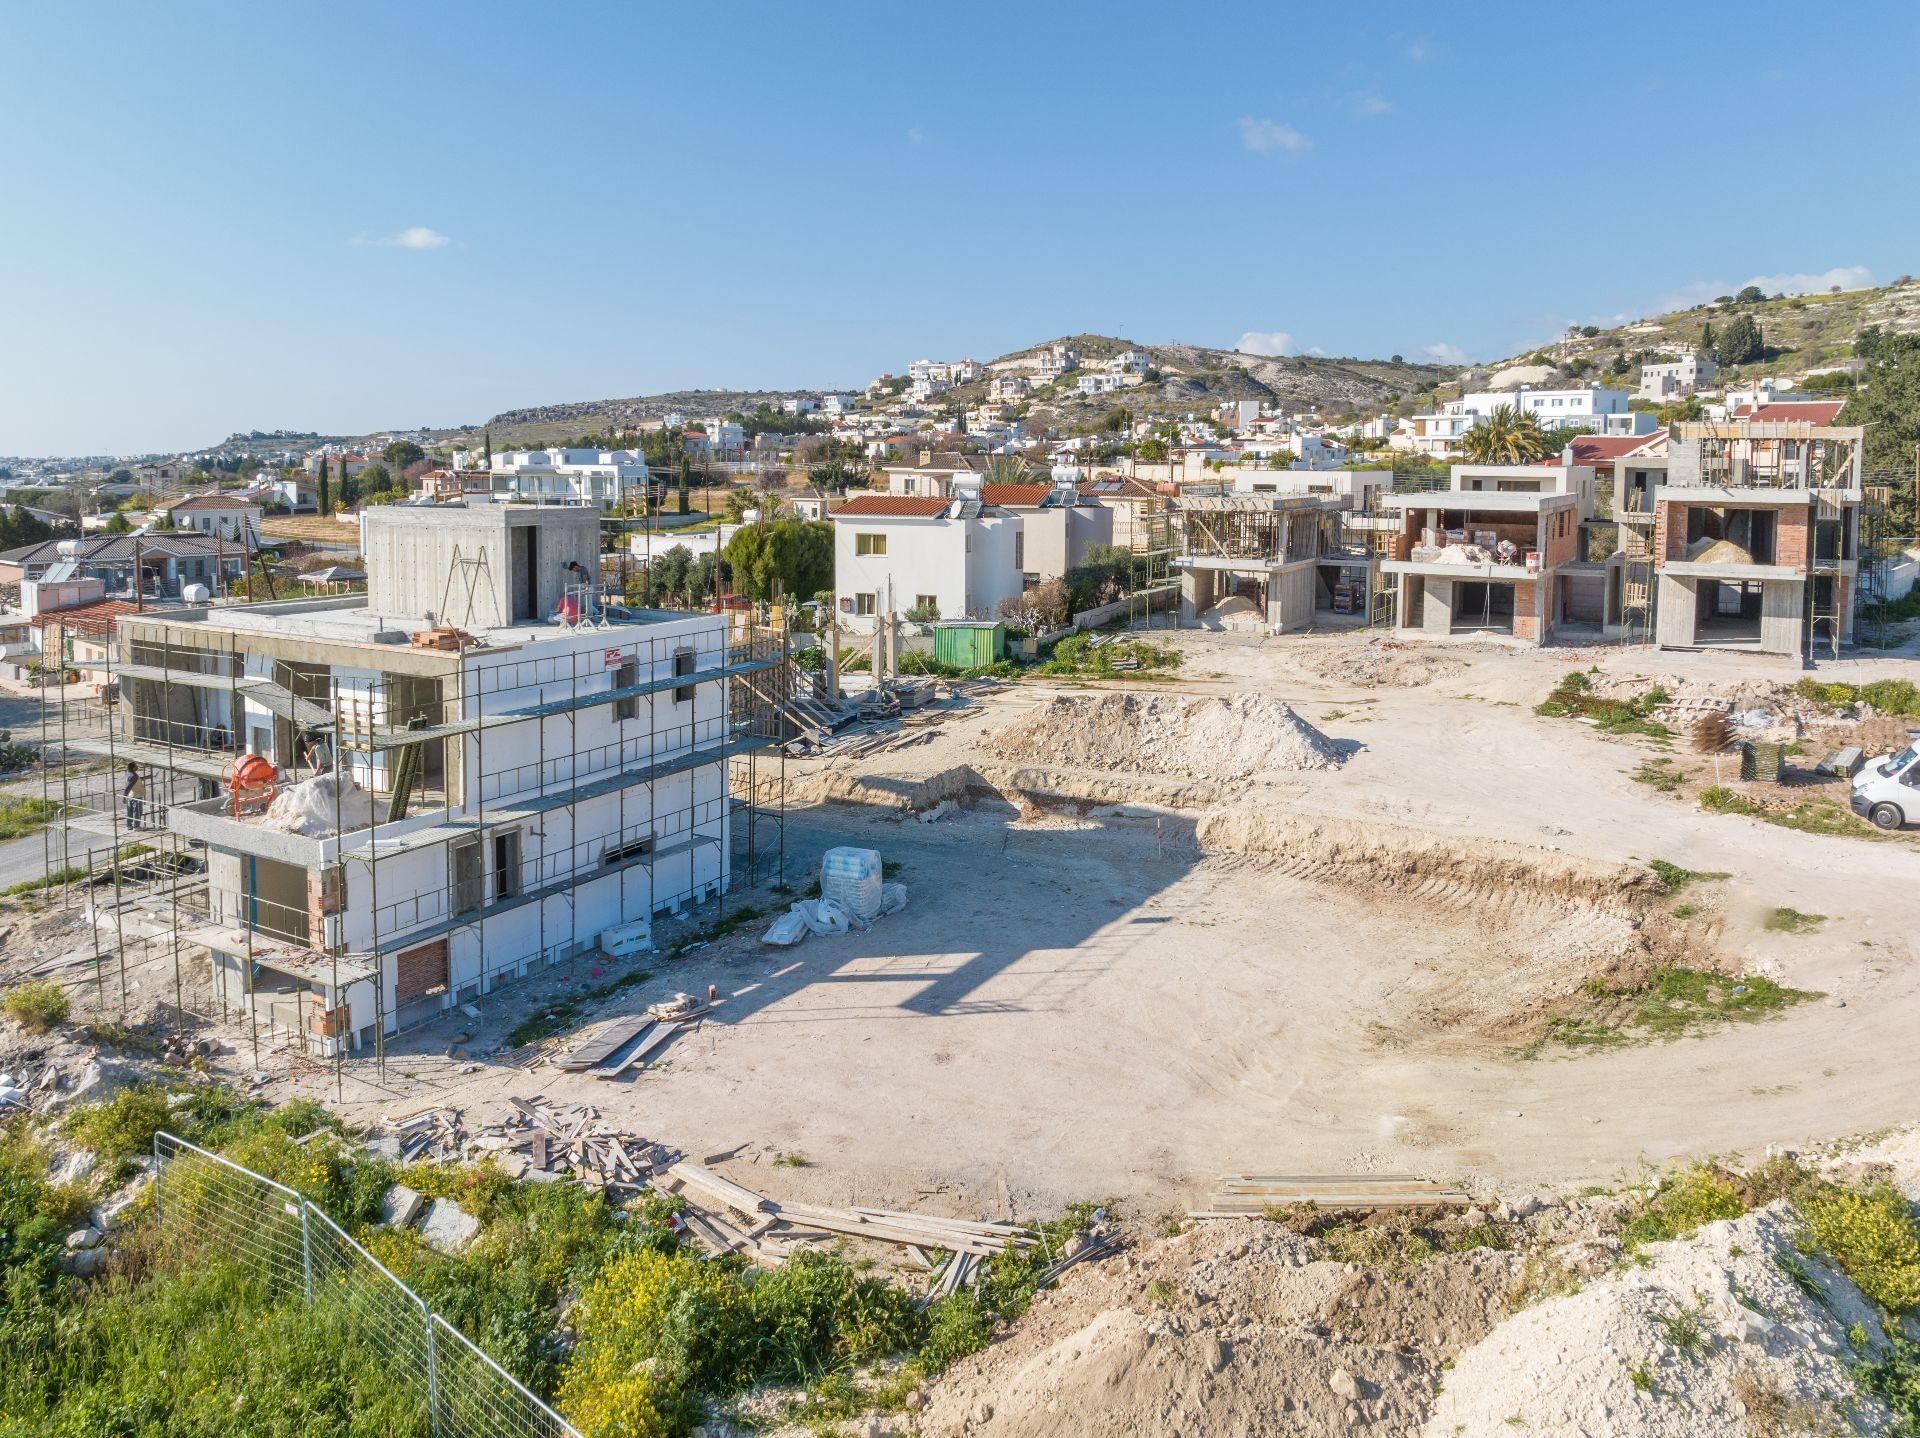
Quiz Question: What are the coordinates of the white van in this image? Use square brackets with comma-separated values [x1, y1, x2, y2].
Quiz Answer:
[1851, 732, 1920, 831]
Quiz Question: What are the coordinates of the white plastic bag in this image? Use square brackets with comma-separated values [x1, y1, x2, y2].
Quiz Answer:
[761, 910, 812, 946]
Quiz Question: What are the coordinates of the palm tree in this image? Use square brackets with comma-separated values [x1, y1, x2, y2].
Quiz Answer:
[1459, 403, 1554, 464]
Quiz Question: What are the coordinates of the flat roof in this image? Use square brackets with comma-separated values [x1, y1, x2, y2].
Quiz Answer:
[1383, 491, 1576, 513]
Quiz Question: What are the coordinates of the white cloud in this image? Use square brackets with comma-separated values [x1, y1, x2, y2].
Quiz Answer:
[353, 226, 451, 250]
[1743, 265, 1872, 296]
[1352, 92, 1393, 116]
[1645, 264, 1872, 315]
[906, 126, 926, 145]
[1419, 342, 1469, 365]
[1402, 39, 1430, 63]
[1236, 330, 1297, 357]
[1238, 116, 1311, 155]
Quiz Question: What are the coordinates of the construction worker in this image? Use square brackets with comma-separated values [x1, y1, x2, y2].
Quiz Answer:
[123, 761, 149, 830]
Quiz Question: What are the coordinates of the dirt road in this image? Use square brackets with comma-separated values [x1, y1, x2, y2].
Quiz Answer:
[322, 630, 1918, 1215]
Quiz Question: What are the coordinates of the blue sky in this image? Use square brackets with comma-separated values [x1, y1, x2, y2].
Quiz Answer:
[4, 1, 1917, 456]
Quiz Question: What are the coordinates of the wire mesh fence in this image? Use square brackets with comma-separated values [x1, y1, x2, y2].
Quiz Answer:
[153, 1131, 580, 1438]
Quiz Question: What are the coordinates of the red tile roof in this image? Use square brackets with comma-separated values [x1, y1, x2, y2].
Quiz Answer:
[830, 495, 951, 518]
[1549, 431, 1666, 469]
[979, 483, 1050, 506]
[1743, 401, 1847, 425]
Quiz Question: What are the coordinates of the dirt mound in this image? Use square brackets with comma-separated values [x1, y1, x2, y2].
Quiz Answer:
[1195, 807, 1656, 910]
[989, 695, 1347, 780]
[1424, 1205, 1890, 1435]
[1290, 638, 1468, 689]
[917, 1220, 1473, 1438]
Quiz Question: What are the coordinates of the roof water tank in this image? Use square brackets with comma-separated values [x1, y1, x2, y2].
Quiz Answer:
[182, 582, 211, 604]
[56, 539, 81, 560]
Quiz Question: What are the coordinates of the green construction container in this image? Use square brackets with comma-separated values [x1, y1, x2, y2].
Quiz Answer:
[933, 621, 1006, 669]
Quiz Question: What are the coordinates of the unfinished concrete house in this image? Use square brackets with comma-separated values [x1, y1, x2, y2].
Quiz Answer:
[1172, 493, 1360, 630]
[1648, 420, 1864, 656]
[1380, 464, 1594, 642]
[40, 506, 787, 1070]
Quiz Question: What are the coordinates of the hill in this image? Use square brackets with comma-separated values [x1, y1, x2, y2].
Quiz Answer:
[474, 335, 1454, 445]
[479, 388, 831, 447]
[1468, 275, 1920, 396]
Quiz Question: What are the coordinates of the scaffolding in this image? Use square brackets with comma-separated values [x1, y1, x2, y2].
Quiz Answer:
[35, 592, 792, 1101]
[1127, 510, 1180, 629]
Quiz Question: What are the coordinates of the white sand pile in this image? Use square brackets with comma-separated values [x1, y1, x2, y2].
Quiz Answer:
[262, 770, 378, 836]
[990, 694, 1347, 781]
[1423, 1205, 1890, 1436]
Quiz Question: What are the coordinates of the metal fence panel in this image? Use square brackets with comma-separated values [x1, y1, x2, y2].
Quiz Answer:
[153, 1132, 581, 1438]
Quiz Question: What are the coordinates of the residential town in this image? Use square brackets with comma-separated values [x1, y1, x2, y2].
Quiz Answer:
[7, 7, 1920, 1434]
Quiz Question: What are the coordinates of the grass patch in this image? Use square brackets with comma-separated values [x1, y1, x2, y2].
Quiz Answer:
[504, 967, 654, 1049]
[1634, 761, 1683, 793]
[1622, 1165, 1748, 1252]
[0, 797, 66, 840]
[1795, 676, 1920, 718]
[1647, 859, 1729, 893]
[1525, 966, 1818, 1054]
[1034, 632, 1182, 679]
[1536, 670, 1672, 738]
[1765, 907, 1826, 934]
[3, 980, 70, 1033]
[1654, 1300, 1712, 1357]
[1143, 1278, 1177, 1307]
[5, 864, 89, 897]
[1700, 786, 1894, 840]
[1853, 1331, 1920, 1435]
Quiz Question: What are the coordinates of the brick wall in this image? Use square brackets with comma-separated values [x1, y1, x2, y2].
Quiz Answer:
[1392, 509, 1419, 562]
[1512, 579, 1539, 642]
[1655, 501, 1688, 563]
[307, 865, 343, 949]
[1776, 506, 1810, 572]
[1543, 507, 1578, 569]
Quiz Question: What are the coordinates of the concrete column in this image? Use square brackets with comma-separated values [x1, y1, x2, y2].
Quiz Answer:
[1424, 578, 1454, 634]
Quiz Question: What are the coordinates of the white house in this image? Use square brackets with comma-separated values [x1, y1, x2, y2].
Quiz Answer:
[166, 494, 264, 543]
[830, 480, 1114, 630]
[1036, 344, 1081, 380]
[820, 393, 857, 415]
[1404, 386, 1655, 456]
[476, 449, 649, 509]
[1110, 349, 1151, 375]
[780, 396, 820, 416]
[988, 374, 1031, 402]
[1077, 372, 1132, 396]
[1638, 353, 1717, 401]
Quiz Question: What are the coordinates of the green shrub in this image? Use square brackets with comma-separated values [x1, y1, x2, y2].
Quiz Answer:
[1622, 1165, 1748, 1251]
[1854, 1330, 1920, 1434]
[3, 981, 70, 1033]
[1802, 1184, 1920, 1313]
[1535, 672, 1670, 737]
[63, 1085, 174, 1159]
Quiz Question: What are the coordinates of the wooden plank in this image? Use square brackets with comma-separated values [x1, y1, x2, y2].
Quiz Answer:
[559, 1015, 651, 1071]
[667, 1161, 773, 1216]
[588, 1022, 659, 1077]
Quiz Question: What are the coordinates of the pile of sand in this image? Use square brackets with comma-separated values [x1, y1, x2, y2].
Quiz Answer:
[1290, 637, 1468, 689]
[1687, 535, 1755, 564]
[989, 694, 1347, 781]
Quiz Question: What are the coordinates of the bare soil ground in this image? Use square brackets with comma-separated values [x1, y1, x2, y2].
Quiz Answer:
[9, 626, 1876, 1219]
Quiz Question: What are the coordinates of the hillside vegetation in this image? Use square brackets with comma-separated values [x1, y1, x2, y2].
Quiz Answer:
[1475, 276, 1920, 396]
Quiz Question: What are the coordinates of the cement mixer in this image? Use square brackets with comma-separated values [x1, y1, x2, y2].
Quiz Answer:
[220, 754, 278, 817]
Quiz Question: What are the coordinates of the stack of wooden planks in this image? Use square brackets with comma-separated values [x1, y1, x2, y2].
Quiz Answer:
[652, 1160, 1037, 1271]
[1189, 1173, 1472, 1218]
[557, 1011, 702, 1081]
[509, 1097, 659, 1189]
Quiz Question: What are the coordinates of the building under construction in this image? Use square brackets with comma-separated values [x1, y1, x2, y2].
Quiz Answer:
[38, 505, 791, 1080]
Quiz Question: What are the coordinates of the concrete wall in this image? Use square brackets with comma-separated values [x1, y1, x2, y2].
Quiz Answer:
[363, 506, 600, 627]
[1655, 574, 1696, 646]
[1423, 577, 1454, 634]
[1270, 564, 1319, 631]
[1760, 579, 1803, 655]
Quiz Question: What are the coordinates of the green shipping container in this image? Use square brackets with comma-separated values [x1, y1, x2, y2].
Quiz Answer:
[933, 621, 1005, 669]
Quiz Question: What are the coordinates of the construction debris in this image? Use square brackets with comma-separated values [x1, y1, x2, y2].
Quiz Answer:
[1189, 1173, 1471, 1217]
[651, 1159, 1041, 1274]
